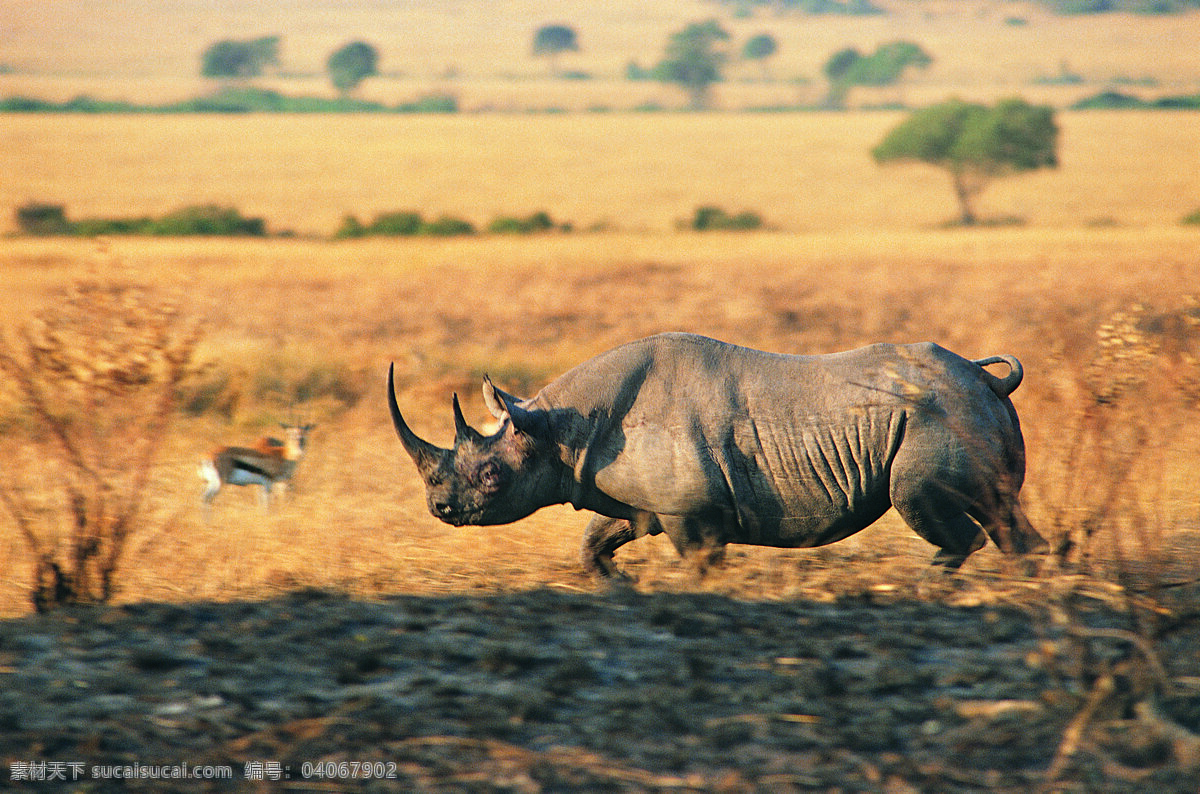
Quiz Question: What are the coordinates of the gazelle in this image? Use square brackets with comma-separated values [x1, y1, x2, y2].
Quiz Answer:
[200, 423, 314, 511]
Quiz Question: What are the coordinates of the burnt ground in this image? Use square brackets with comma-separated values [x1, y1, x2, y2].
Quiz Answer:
[2, 585, 1199, 792]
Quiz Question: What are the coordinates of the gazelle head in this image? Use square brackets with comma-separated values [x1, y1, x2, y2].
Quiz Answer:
[279, 422, 315, 461]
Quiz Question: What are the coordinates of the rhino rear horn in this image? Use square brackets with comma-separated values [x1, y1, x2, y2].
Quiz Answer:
[387, 363, 446, 467]
[452, 393, 484, 444]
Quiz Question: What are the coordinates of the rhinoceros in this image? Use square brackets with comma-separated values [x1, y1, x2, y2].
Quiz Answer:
[388, 333, 1045, 577]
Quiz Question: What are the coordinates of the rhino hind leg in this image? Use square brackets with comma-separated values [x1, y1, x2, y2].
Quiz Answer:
[890, 481, 988, 569]
[970, 493, 1049, 557]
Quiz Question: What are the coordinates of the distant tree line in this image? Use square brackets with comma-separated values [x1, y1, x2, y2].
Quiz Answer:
[715, 0, 1199, 11]
[1046, 0, 1200, 12]
[713, 0, 883, 13]
[0, 89, 458, 114]
[7, 84, 1195, 116]
[622, 20, 930, 110]
[193, 23, 933, 111]
[188, 14, 1196, 114]
[13, 202, 772, 239]
[202, 36, 380, 96]
[15, 203, 267, 237]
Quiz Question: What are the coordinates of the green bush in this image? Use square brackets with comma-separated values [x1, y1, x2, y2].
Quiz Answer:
[333, 215, 365, 239]
[1071, 91, 1147, 109]
[172, 87, 388, 113]
[1071, 90, 1200, 110]
[626, 61, 654, 81]
[293, 361, 363, 406]
[15, 203, 72, 235]
[690, 205, 764, 231]
[14, 203, 266, 237]
[1154, 94, 1200, 109]
[397, 94, 459, 113]
[487, 211, 562, 234]
[148, 205, 265, 236]
[368, 211, 425, 236]
[71, 217, 153, 236]
[1182, 208, 1200, 226]
[422, 215, 475, 236]
[0, 96, 49, 112]
[179, 366, 241, 418]
[334, 210, 474, 238]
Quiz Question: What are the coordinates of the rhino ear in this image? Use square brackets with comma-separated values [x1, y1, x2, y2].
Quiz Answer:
[482, 375, 541, 437]
[481, 374, 510, 421]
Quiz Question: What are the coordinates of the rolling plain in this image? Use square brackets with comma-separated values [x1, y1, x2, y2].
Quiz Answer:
[1, 110, 1199, 789]
[1, 0, 1200, 788]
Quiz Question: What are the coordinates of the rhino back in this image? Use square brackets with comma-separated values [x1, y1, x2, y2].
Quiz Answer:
[534, 334, 1018, 543]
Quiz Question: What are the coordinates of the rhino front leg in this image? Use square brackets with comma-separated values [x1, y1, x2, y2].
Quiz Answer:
[581, 512, 660, 579]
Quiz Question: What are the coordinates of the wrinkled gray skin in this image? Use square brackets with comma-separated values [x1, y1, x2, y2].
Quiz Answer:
[389, 333, 1046, 578]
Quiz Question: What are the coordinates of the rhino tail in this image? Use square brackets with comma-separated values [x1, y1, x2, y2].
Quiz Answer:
[974, 354, 1024, 398]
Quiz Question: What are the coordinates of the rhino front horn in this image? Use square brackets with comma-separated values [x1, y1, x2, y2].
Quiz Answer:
[387, 363, 445, 467]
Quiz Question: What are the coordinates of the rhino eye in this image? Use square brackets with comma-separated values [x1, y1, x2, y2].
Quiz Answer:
[475, 461, 503, 493]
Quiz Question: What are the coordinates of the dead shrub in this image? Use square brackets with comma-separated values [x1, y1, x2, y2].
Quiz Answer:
[1030, 299, 1200, 788]
[1035, 303, 1183, 577]
[0, 259, 202, 610]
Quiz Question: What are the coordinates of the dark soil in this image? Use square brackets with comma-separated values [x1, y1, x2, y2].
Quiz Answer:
[2, 585, 1199, 792]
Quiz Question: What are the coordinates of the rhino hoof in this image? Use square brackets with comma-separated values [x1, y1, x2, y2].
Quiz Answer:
[595, 571, 637, 593]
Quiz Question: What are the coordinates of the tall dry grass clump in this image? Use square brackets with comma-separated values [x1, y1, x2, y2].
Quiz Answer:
[1027, 299, 1200, 785]
[1034, 300, 1200, 580]
[0, 256, 201, 611]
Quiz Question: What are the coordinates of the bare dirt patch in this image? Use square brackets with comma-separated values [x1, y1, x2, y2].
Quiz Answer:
[3, 581, 1199, 792]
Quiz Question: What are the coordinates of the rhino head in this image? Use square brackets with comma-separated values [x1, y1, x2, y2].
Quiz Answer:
[387, 364, 565, 526]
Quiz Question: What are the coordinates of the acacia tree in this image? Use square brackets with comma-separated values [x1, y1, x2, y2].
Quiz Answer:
[742, 33, 778, 81]
[201, 36, 280, 79]
[873, 98, 1059, 225]
[654, 19, 731, 110]
[327, 41, 379, 96]
[532, 24, 579, 76]
[822, 41, 931, 108]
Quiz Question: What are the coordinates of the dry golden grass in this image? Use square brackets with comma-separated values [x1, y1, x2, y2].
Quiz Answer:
[2, 73, 1199, 618]
[3, 111, 1200, 237]
[1, 224, 1198, 616]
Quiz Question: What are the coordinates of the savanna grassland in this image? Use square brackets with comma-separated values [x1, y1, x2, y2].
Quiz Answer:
[2, 110, 1200, 619]
[0, 109, 1197, 641]
[2, 0, 1200, 788]
[3, 111, 1200, 236]
[3, 211, 1200, 789]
